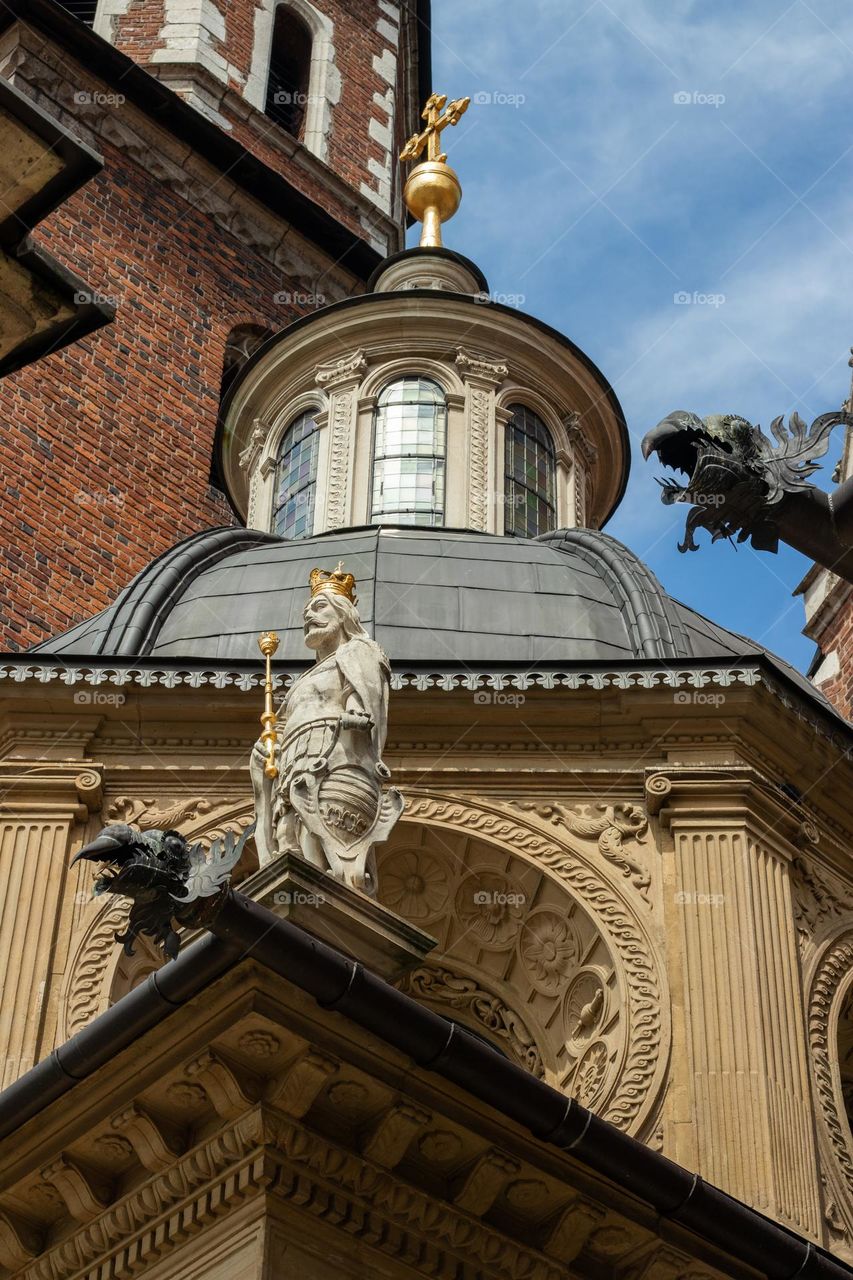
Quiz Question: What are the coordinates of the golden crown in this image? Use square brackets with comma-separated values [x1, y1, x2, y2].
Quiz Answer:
[309, 562, 356, 603]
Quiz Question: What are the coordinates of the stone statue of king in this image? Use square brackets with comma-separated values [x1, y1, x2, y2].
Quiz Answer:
[250, 565, 403, 896]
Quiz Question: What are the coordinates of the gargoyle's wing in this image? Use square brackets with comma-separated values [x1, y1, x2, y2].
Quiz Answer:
[756, 411, 852, 503]
[174, 821, 256, 903]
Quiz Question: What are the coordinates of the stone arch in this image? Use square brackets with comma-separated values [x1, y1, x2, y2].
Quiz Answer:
[220, 323, 273, 405]
[378, 792, 668, 1138]
[807, 926, 853, 1258]
[360, 356, 466, 405]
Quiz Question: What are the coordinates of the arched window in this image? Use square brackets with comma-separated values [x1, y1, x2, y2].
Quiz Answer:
[57, 0, 97, 22]
[371, 377, 447, 526]
[274, 409, 319, 538]
[504, 404, 556, 537]
[265, 6, 313, 137]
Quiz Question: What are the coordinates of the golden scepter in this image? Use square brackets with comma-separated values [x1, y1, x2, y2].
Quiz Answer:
[258, 631, 280, 778]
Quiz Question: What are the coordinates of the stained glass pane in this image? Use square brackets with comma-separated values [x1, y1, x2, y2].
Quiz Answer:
[371, 377, 446, 525]
[273, 409, 319, 539]
[504, 404, 557, 538]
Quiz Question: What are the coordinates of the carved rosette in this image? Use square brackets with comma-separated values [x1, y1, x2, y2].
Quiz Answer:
[380, 847, 449, 921]
[380, 794, 667, 1136]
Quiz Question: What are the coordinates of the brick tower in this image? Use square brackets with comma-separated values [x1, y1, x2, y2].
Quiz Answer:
[0, 0, 429, 649]
[798, 351, 853, 719]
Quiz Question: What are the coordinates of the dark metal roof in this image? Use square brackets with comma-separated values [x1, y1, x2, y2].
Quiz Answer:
[32, 523, 844, 728]
[0, 890, 849, 1279]
[36, 523, 742, 664]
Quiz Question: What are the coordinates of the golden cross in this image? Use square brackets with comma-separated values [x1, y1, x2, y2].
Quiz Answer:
[400, 92, 470, 165]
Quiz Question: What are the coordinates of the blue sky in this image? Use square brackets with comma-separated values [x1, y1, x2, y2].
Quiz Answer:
[413, 0, 853, 670]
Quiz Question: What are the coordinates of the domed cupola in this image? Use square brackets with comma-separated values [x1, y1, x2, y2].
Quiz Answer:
[218, 102, 629, 544]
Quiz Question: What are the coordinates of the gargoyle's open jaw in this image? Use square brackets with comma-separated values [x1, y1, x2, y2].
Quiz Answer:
[641, 414, 730, 506]
[644, 429, 703, 505]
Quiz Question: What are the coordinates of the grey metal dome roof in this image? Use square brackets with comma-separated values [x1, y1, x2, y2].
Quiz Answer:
[34, 524, 781, 668]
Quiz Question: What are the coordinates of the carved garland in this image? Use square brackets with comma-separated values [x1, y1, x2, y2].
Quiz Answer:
[518, 802, 650, 900]
[402, 795, 666, 1134]
[324, 387, 357, 529]
[400, 964, 545, 1077]
[62, 901, 131, 1040]
[808, 931, 853, 1247]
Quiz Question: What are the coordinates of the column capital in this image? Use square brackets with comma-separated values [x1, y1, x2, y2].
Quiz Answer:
[645, 765, 807, 854]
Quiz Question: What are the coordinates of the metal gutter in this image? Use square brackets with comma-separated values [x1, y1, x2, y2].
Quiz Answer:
[0, 893, 849, 1279]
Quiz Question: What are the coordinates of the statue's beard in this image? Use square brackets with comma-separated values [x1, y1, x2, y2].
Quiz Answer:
[304, 621, 340, 650]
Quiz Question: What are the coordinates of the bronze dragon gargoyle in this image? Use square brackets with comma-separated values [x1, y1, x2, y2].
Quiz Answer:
[72, 822, 255, 959]
[642, 408, 853, 581]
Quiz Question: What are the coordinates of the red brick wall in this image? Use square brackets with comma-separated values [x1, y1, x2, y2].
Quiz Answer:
[811, 599, 853, 720]
[0, 2, 419, 653]
[111, 0, 407, 216]
[0, 142, 336, 652]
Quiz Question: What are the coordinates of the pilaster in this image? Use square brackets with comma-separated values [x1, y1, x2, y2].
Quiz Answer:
[315, 350, 368, 530]
[646, 768, 821, 1239]
[452, 348, 509, 533]
[0, 762, 103, 1087]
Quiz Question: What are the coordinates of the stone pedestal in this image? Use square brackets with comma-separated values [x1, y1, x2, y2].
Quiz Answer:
[238, 854, 436, 983]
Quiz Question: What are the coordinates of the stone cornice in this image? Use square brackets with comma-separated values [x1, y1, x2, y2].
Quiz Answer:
[0, 25, 367, 291]
[0, 971, 728, 1280]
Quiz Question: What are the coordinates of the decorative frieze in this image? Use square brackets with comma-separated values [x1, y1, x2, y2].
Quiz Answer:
[519, 801, 650, 899]
[400, 965, 545, 1076]
[313, 352, 367, 529]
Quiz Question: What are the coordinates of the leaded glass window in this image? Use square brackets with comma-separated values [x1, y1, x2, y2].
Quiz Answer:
[370, 377, 446, 526]
[273, 409, 319, 539]
[504, 405, 556, 537]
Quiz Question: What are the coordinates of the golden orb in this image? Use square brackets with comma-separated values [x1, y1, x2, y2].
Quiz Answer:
[403, 161, 463, 249]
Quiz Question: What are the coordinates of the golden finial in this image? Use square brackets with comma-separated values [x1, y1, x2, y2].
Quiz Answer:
[309, 564, 357, 603]
[400, 92, 470, 249]
[258, 630, 279, 779]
